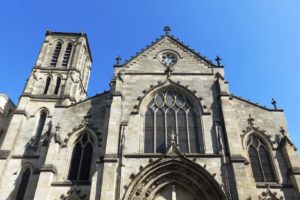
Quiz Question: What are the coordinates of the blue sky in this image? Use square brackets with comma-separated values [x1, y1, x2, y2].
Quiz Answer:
[0, 1, 299, 151]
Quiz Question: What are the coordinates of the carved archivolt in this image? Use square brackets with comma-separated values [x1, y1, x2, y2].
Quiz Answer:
[123, 155, 226, 200]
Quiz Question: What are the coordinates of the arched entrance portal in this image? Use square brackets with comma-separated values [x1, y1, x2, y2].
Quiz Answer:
[123, 156, 226, 200]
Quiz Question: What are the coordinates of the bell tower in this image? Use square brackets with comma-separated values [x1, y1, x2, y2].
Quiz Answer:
[21, 31, 92, 106]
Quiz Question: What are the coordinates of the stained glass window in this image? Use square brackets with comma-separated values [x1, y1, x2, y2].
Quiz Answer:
[144, 90, 202, 153]
[247, 135, 276, 182]
[68, 133, 93, 181]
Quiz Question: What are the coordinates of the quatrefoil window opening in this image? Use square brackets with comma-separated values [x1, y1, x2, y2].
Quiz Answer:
[159, 52, 178, 66]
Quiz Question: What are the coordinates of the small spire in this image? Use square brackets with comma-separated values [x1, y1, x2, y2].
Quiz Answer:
[215, 55, 222, 67]
[115, 55, 121, 65]
[163, 25, 171, 35]
[271, 98, 277, 109]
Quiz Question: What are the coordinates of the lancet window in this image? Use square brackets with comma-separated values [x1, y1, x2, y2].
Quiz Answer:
[43, 76, 51, 95]
[247, 134, 276, 182]
[34, 111, 47, 146]
[16, 168, 31, 200]
[50, 42, 62, 67]
[54, 77, 61, 95]
[144, 90, 201, 154]
[68, 133, 93, 181]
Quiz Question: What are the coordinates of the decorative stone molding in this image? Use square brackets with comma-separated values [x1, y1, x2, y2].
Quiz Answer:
[130, 78, 209, 115]
[56, 113, 102, 148]
[60, 188, 87, 200]
[40, 164, 57, 174]
[241, 115, 278, 150]
[0, 150, 10, 159]
[259, 185, 284, 200]
[123, 148, 226, 200]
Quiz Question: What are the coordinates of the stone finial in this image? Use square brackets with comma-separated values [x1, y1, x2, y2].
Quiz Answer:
[83, 112, 91, 125]
[163, 26, 171, 35]
[280, 127, 286, 136]
[247, 115, 255, 126]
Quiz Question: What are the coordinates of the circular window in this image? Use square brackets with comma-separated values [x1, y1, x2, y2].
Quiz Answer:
[159, 52, 178, 66]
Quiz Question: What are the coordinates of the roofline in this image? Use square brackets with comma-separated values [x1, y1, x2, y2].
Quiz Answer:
[0, 93, 16, 108]
[45, 31, 93, 62]
[120, 34, 221, 68]
[55, 91, 110, 108]
[221, 94, 284, 112]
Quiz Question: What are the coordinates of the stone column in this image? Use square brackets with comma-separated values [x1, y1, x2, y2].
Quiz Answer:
[281, 137, 300, 198]
[100, 93, 122, 199]
[220, 96, 256, 199]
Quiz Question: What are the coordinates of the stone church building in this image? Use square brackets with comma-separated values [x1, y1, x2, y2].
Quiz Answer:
[0, 27, 299, 200]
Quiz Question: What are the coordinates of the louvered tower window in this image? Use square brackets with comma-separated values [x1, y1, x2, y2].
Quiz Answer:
[62, 43, 72, 67]
[68, 133, 93, 181]
[16, 168, 30, 200]
[144, 90, 201, 154]
[247, 135, 276, 182]
[50, 42, 62, 67]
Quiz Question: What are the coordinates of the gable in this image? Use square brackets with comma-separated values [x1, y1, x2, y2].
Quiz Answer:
[120, 35, 216, 74]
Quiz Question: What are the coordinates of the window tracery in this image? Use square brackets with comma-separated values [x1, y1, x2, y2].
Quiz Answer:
[247, 134, 276, 182]
[68, 133, 93, 181]
[144, 90, 201, 153]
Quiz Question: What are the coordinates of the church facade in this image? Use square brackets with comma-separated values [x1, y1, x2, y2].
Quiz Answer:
[0, 28, 299, 200]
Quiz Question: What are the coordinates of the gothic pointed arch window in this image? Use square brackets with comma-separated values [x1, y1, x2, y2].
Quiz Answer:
[50, 42, 62, 67]
[34, 111, 47, 146]
[68, 133, 94, 181]
[247, 134, 276, 182]
[62, 43, 72, 67]
[54, 77, 61, 95]
[144, 89, 201, 154]
[16, 168, 31, 200]
[43, 76, 51, 95]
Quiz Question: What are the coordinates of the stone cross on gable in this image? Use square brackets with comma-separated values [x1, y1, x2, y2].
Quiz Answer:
[271, 98, 277, 109]
[163, 26, 171, 35]
[116, 55, 121, 65]
[215, 56, 222, 67]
